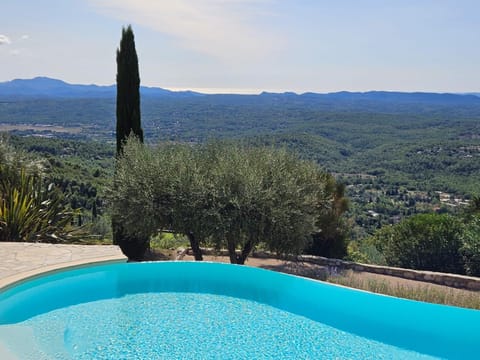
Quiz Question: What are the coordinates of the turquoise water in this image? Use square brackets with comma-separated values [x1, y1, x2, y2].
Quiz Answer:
[2, 293, 436, 359]
[0, 262, 479, 359]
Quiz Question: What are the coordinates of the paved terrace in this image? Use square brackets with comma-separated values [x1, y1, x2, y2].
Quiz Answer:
[0, 242, 127, 289]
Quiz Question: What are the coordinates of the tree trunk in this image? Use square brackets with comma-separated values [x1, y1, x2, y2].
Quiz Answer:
[227, 237, 238, 264]
[187, 232, 203, 261]
[237, 239, 254, 265]
[112, 220, 149, 261]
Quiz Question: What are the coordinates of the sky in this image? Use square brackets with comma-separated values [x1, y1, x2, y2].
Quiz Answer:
[1, 0, 479, 94]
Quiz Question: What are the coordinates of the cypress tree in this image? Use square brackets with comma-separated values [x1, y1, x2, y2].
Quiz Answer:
[116, 25, 143, 155]
[113, 25, 148, 260]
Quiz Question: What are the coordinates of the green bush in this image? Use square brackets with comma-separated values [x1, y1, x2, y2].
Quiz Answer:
[460, 216, 480, 276]
[150, 232, 189, 250]
[370, 213, 464, 274]
[346, 241, 387, 265]
[89, 215, 112, 239]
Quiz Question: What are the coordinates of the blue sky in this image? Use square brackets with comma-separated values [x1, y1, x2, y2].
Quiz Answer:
[0, 0, 479, 93]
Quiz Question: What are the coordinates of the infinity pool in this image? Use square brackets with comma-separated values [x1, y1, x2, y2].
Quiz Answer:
[0, 262, 478, 359]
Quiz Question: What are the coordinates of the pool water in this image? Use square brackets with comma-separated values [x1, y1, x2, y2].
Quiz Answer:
[0, 262, 479, 359]
[1, 292, 437, 359]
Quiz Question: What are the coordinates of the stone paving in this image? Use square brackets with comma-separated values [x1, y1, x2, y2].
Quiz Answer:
[0, 242, 126, 288]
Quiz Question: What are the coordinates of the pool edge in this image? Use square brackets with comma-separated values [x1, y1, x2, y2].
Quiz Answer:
[0, 255, 127, 293]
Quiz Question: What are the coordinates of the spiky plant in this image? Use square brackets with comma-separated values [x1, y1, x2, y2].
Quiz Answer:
[0, 140, 77, 244]
[0, 169, 76, 242]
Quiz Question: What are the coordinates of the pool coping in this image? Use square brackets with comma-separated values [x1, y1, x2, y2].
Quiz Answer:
[0, 256, 127, 292]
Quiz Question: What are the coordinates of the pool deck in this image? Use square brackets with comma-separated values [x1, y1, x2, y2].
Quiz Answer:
[0, 242, 127, 290]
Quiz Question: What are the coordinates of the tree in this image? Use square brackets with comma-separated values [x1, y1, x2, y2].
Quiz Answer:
[110, 139, 212, 260]
[305, 182, 349, 258]
[369, 213, 464, 274]
[465, 195, 480, 217]
[111, 139, 348, 264]
[116, 25, 143, 155]
[460, 216, 480, 276]
[207, 143, 332, 264]
[113, 25, 147, 259]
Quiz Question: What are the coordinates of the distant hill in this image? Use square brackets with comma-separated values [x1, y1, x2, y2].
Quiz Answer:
[258, 90, 480, 105]
[2, 76, 480, 197]
[0, 77, 201, 99]
[1, 77, 479, 105]
[311, 90, 480, 104]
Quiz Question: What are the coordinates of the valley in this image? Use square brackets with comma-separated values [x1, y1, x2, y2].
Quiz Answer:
[1, 78, 479, 239]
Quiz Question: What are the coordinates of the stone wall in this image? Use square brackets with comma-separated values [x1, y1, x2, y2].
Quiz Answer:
[193, 248, 480, 291]
[292, 254, 480, 291]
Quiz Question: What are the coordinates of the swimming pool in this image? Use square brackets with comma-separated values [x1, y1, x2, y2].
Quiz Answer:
[0, 262, 478, 359]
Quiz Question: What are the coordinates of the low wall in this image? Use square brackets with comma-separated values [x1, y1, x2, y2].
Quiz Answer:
[194, 248, 480, 291]
[292, 254, 480, 291]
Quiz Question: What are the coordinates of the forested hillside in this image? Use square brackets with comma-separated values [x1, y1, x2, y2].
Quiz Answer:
[1, 85, 479, 238]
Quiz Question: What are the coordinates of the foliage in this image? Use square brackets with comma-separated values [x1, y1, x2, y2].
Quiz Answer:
[305, 182, 349, 258]
[88, 215, 112, 239]
[465, 196, 480, 216]
[111, 138, 346, 263]
[0, 171, 75, 242]
[204, 141, 332, 263]
[150, 232, 189, 251]
[3, 89, 480, 239]
[346, 241, 387, 265]
[114, 25, 146, 259]
[0, 138, 76, 242]
[3, 88, 480, 247]
[116, 25, 143, 155]
[460, 216, 480, 276]
[369, 213, 465, 274]
[0, 135, 43, 183]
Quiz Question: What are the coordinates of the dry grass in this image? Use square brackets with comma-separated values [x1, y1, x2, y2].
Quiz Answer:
[327, 270, 480, 310]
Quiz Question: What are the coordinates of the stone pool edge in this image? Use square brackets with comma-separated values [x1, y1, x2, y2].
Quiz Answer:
[0, 255, 127, 292]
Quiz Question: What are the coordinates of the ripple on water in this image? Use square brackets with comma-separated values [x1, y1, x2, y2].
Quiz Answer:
[3, 292, 439, 359]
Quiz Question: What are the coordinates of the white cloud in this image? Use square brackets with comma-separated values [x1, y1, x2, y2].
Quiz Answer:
[21, 34, 30, 40]
[88, 0, 280, 63]
[0, 34, 11, 45]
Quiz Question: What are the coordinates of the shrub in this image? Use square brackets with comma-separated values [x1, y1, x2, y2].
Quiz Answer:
[346, 241, 387, 265]
[460, 216, 480, 276]
[370, 213, 464, 274]
[0, 137, 75, 242]
[0, 170, 75, 242]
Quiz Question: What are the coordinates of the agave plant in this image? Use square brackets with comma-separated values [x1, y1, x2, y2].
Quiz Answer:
[0, 169, 76, 242]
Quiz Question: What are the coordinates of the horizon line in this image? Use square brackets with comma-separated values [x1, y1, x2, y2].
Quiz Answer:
[1, 76, 479, 96]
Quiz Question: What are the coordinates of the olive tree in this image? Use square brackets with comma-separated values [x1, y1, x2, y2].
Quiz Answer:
[111, 138, 347, 263]
[111, 139, 216, 260]
[110, 137, 156, 259]
[207, 143, 335, 264]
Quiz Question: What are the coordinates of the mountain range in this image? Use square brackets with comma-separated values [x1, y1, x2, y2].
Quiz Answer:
[1, 77, 479, 105]
[0, 77, 200, 99]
